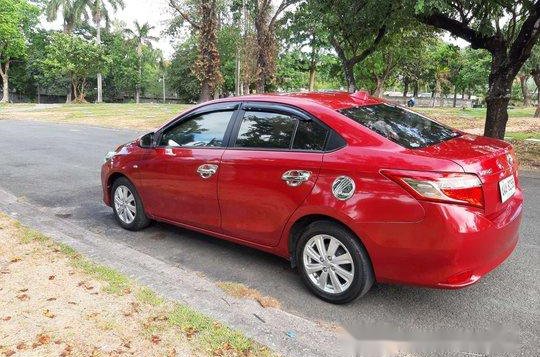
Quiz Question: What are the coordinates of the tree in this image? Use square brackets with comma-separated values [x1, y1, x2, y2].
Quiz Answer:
[124, 21, 157, 103]
[45, 0, 89, 102]
[45, 0, 87, 34]
[280, 1, 330, 91]
[248, 0, 300, 93]
[41, 32, 108, 102]
[412, 0, 540, 139]
[84, 0, 125, 103]
[169, 0, 223, 102]
[0, 0, 38, 103]
[313, 0, 403, 92]
[525, 43, 540, 116]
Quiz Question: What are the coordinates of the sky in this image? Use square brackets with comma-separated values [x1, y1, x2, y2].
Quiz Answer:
[40, 0, 469, 60]
[41, 0, 177, 58]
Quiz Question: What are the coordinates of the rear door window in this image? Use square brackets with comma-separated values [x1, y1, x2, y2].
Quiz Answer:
[235, 111, 297, 149]
[234, 110, 329, 151]
[339, 104, 459, 148]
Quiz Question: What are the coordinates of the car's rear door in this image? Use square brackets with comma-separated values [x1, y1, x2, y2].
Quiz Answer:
[218, 102, 328, 247]
[138, 103, 239, 231]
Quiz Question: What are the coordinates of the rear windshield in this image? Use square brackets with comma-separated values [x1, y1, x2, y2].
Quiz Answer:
[339, 104, 460, 148]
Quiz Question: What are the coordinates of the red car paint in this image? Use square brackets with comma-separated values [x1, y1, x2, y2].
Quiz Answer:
[101, 92, 522, 289]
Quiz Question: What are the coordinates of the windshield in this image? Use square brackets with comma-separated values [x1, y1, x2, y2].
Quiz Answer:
[339, 104, 460, 149]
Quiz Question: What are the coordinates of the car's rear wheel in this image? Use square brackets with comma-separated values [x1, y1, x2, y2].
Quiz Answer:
[111, 177, 150, 231]
[296, 221, 374, 304]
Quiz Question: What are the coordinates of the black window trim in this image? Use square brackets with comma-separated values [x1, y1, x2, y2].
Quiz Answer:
[227, 101, 345, 153]
[153, 100, 347, 153]
[155, 102, 242, 149]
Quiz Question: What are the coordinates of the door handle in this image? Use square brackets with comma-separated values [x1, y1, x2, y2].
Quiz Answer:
[197, 164, 218, 179]
[282, 170, 311, 187]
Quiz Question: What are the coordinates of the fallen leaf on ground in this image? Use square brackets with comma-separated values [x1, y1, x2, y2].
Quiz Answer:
[35, 333, 51, 346]
[10, 257, 21, 263]
[43, 309, 55, 318]
[151, 335, 161, 345]
[46, 297, 57, 301]
[16, 342, 27, 350]
[2, 316, 11, 321]
[16, 293, 30, 301]
[49, 275, 55, 280]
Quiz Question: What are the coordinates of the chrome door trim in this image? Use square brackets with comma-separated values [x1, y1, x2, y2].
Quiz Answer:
[282, 170, 311, 187]
[197, 164, 219, 179]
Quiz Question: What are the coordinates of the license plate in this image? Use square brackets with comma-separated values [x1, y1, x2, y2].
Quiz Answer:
[499, 175, 516, 203]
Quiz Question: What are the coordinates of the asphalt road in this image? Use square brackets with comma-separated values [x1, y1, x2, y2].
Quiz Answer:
[0, 120, 538, 356]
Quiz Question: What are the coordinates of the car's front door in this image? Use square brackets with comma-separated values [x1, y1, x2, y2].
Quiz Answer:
[138, 105, 238, 231]
[218, 103, 328, 247]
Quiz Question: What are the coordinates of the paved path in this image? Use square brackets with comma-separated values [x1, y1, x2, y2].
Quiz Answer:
[0, 120, 538, 356]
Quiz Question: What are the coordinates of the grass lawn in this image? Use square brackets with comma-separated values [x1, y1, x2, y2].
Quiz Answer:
[1, 102, 538, 169]
[0, 103, 191, 131]
[0, 213, 274, 357]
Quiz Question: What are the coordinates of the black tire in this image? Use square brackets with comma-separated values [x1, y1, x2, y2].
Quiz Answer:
[296, 221, 374, 304]
[111, 177, 151, 231]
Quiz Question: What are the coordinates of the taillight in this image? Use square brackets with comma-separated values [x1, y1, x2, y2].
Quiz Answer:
[382, 170, 484, 208]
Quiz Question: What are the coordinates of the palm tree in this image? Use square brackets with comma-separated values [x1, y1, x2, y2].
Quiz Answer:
[45, 0, 87, 35]
[45, 0, 87, 103]
[84, 0, 125, 103]
[124, 22, 157, 104]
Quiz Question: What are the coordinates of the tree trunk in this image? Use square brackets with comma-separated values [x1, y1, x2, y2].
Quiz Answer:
[519, 75, 531, 106]
[453, 86, 457, 107]
[308, 66, 316, 92]
[66, 84, 72, 103]
[373, 77, 384, 97]
[0, 73, 8, 103]
[413, 81, 419, 97]
[96, 20, 103, 103]
[199, 81, 211, 103]
[37, 84, 41, 104]
[403, 78, 409, 97]
[135, 87, 140, 104]
[243, 82, 250, 96]
[484, 74, 512, 139]
[0, 60, 8, 103]
[343, 61, 357, 93]
[532, 69, 540, 118]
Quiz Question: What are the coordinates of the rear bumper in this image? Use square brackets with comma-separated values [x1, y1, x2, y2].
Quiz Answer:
[365, 189, 523, 288]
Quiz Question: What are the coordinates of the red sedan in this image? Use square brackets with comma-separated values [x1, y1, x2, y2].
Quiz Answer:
[101, 92, 523, 304]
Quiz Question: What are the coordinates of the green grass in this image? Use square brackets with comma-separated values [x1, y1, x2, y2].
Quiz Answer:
[416, 106, 537, 119]
[20, 228, 50, 244]
[505, 131, 540, 140]
[168, 304, 271, 356]
[136, 287, 165, 306]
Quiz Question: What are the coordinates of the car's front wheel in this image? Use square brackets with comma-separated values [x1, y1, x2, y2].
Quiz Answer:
[111, 177, 150, 231]
[296, 221, 374, 304]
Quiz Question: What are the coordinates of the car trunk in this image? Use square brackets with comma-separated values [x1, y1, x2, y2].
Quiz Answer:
[412, 133, 518, 216]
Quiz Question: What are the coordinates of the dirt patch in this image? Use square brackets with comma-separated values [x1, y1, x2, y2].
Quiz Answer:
[0, 214, 274, 357]
[218, 282, 281, 309]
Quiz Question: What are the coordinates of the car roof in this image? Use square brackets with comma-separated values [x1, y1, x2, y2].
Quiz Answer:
[216, 91, 384, 111]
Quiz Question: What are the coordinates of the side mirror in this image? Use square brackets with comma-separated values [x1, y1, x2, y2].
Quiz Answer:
[139, 132, 155, 148]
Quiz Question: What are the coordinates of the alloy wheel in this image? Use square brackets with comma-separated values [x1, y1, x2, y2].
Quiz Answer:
[114, 185, 136, 224]
[302, 234, 355, 294]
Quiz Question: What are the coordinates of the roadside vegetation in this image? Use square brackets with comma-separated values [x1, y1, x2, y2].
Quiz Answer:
[0, 213, 275, 357]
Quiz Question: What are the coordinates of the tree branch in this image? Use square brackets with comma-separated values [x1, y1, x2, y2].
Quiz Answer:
[168, 0, 201, 30]
[416, 11, 491, 50]
[348, 25, 387, 65]
[506, 1, 540, 76]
